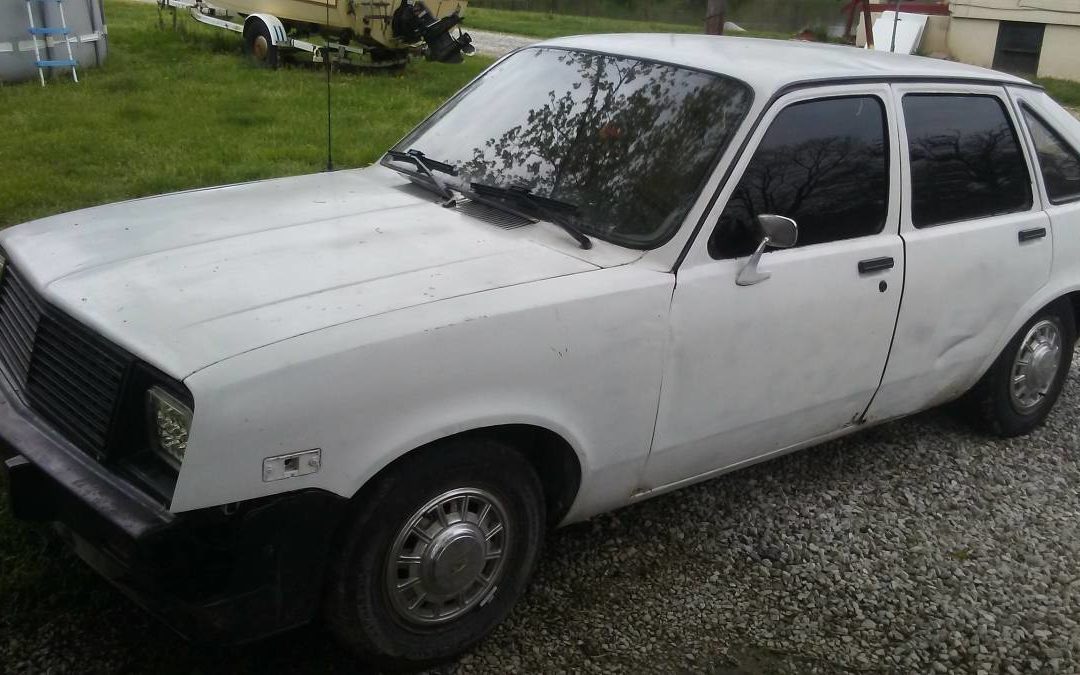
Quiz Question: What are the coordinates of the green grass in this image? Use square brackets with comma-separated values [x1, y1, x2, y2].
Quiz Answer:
[464, 6, 790, 40]
[1038, 77, 1080, 108]
[0, 0, 491, 229]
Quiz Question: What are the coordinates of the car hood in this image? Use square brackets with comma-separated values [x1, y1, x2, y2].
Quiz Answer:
[0, 168, 601, 378]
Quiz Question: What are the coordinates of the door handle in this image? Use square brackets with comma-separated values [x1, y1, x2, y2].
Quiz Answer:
[1019, 227, 1047, 242]
[858, 256, 894, 274]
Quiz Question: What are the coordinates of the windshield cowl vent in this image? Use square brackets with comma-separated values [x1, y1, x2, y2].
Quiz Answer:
[455, 200, 535, 230]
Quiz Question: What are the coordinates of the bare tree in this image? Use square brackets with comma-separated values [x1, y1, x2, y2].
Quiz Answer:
[705, 0, 725, 35]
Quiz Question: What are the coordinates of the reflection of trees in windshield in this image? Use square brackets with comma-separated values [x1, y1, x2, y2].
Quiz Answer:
[447, 49, 750, 246]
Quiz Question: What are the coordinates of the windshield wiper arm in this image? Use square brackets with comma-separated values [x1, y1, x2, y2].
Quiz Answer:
[468, 182, 592, 250]
[384, 149, 457, 201]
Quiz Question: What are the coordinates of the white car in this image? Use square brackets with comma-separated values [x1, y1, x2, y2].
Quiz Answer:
[3, 34, 1080, 669]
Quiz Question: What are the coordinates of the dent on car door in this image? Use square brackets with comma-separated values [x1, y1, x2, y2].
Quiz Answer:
[865, 87, 1053, 422]
[643, 87, 904, 493]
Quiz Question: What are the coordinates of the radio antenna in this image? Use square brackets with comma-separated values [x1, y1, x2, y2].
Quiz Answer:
[889, 0, 900, 53]
[325, 0, 333, 171]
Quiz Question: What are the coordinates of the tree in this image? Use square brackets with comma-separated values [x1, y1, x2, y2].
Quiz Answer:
[705, 0, 725, 35]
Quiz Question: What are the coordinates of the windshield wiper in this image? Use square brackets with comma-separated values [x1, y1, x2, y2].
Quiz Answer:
[467, 182, 592, 250]
[384, 149, 457, 201]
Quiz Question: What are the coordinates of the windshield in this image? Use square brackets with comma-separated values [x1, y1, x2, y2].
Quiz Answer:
[387, 47, 753, 249]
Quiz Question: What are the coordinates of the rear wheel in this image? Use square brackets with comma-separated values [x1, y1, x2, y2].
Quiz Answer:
[967, 301, 1075, 437]
[324, 438, 545, 671]
[243, 19, 279, 68]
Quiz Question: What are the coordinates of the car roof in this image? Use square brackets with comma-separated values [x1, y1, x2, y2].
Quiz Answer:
[537, 34, 1033, 95]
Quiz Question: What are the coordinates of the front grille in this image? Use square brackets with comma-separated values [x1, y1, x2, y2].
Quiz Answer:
[0, 264, 130, 459]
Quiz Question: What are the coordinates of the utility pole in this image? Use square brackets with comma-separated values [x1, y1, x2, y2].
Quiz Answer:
[705, 0, 725, 35]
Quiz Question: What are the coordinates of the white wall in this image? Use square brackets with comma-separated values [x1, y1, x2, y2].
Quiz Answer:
[1038, 23, 1080, 79]
[946, 16, 1000, 68]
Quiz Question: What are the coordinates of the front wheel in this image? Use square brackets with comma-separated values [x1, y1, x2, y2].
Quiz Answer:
[323, 438, 545, 671]
[967, 301, 1075, 437]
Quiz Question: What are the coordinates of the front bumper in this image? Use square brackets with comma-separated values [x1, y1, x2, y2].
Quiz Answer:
[0, 380, 347, 644]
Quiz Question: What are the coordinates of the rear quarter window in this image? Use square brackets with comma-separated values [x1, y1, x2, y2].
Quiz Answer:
[1021, 106, 1080, 204]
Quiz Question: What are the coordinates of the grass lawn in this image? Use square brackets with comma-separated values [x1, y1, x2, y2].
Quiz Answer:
[1038, 77, 1080, 109]
[0, 0, 491, 229]
[464, 6, 790, 40]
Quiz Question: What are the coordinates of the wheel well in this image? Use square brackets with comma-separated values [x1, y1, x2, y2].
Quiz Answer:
[242, 16, 262, 39]
[356, 425, 582, 528]
[1065, 291, 1080, 332]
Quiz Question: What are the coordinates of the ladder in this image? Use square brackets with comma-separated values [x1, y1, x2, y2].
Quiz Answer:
[25, 0, 79, 86]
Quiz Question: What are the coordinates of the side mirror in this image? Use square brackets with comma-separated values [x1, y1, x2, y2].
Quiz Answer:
[757, 214, 798, 249]
[735, 214, 798, 286]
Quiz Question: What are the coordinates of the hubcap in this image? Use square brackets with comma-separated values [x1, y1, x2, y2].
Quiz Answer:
[1010, 319, 1063, 413]
[252, 35, 269, 61]
[385, 487, 509, 625]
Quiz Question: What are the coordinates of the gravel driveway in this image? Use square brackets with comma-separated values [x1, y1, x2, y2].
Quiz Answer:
[467, 29, 537, 58]
[5, 365, 1080, 673]
[453, 368, 1080, 674]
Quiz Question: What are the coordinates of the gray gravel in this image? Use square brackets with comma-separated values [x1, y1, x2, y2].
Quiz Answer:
[467, 29, 538, 58]
[447, 364, 1080, 674]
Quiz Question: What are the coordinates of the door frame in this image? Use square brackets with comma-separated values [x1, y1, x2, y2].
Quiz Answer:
[676, 82, 905, 271]
[889, 81, 1046, 237]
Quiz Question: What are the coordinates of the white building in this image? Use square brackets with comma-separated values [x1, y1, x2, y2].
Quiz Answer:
[948, 1, 1080, 79]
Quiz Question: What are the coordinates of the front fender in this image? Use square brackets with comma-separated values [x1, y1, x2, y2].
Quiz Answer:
[170, 268, 674, 521]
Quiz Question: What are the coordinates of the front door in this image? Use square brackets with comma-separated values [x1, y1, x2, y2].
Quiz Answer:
[643, 85, 904, 491]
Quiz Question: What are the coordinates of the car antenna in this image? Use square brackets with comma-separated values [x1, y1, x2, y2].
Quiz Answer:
[325, 0, 333, 172]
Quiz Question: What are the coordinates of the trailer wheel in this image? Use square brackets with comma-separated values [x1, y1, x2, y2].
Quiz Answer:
[243, 19, 279, 69]
[369, 48, 408, 72]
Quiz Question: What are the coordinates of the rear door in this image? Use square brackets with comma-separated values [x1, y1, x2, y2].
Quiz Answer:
[866, 84, 1052, 421]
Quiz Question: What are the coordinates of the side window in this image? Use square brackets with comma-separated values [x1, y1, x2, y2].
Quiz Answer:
[1021, 106, 1080, 204]
[710, 96, 889, 259]
[903, 94, 1032, 228]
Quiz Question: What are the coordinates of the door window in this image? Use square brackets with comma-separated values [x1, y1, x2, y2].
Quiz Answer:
[903, 94, 1032, 228]
[1021, 106, 1080, 204]
[710, 96, 889, 259]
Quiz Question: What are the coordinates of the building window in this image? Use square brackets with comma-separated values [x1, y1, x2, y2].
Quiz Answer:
[993, 21, 1045, 77]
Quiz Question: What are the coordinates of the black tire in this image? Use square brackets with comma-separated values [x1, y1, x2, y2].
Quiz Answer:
[243, 19, 279, 68]
[368, 48, 409, 72]
[967, 300, 1075, 437]
[324, 438, 545, 671]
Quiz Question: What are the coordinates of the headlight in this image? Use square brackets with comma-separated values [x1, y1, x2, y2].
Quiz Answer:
[147, 386, 192, 470]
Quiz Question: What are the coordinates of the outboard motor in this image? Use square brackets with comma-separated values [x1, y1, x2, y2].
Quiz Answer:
[392, 0, 474, 63]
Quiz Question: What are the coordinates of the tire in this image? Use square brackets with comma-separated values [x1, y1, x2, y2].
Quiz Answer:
[243, 20, 279, 69]
[323, 438, 545, 671]
[967, 300, 1075, 437]
[368, 48, 409, 72]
